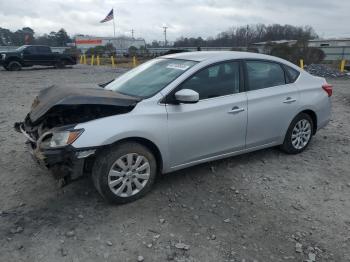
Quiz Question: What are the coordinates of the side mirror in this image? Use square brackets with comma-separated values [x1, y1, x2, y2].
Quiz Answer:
[174, 89, 199, 104]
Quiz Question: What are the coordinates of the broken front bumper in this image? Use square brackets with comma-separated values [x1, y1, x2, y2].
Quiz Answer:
[15, 122, 96, 182]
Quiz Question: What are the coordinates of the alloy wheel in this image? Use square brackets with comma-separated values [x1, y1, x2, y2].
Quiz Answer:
[291, 119, 312, 150]
[108, 153, 151, 197]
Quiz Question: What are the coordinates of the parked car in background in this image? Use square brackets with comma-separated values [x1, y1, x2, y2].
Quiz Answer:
[14, 51, 332, 204]
[0, 45, 77, 71]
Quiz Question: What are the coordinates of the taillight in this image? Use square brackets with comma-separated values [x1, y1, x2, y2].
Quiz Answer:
[322, 83, 333, 97]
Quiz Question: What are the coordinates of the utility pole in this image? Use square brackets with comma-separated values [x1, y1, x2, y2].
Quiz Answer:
[131, 29, 134, 39]
[163, 26, 168, 46]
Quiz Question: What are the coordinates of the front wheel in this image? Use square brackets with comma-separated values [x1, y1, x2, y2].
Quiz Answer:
[92, 142, 157, 204]
[281, 113, 314, 154]
[7, 61, 22, 71]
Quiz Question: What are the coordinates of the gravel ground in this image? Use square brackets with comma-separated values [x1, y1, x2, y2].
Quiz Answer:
[0, 65, 349, 262]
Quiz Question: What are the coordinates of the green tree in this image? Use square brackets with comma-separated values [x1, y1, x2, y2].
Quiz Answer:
[105, 43, 116, 56]
[55, 28, 71, 46]
[22, 27, 35, 44]
[270, 42, 325, 65]
[0, 27, 13, 45]
[8, 27, 35, 45]
[128, 46, 138, 56]
[86, 46, 107, 55]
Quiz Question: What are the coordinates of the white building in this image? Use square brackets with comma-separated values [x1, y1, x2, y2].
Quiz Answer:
[251, 38, 350, 61]
[308, 38, 350, 60]
[308, 38, 350, 47]
[75, 36, 146, 54]
[251, 40, 297, 53]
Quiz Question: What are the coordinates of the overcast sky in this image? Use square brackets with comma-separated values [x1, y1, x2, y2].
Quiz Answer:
[0, 0, 349, 42]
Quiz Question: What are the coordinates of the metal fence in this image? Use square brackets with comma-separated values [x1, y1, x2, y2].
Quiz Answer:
[1, 45, 349, 61]
[318, 46, 350, 60]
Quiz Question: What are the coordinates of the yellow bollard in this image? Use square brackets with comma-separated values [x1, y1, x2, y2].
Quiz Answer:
[340, 59, 346, 72]
[132, 56, 137, 67]
[111, 56, 115, 67]
[299, 59, 304, 69]
[79, 55, 83, 64]
[96, 56, 100, 66]
[90, 55, 95, 66]
[83, 54, 87, 64]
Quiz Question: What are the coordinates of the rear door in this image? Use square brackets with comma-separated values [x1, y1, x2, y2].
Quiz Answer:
[244, 60, 300, 148]
[166, 61, 248, 167]
[35, 46, 53, 65]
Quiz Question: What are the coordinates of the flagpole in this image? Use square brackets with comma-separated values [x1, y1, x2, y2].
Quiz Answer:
[112, 8, 116, 38]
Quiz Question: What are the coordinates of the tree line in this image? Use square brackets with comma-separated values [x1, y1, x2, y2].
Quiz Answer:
[172, 24, 318, 47]
[0, 27, 71, 46]
[1, 24, 318, 48]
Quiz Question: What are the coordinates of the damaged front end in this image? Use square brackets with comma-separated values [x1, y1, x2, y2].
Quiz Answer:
[14, 84, 141, 185]
[14, 122, 96, 185]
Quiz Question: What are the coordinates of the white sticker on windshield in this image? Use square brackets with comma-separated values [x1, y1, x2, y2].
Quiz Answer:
[166, 63, 190, 71]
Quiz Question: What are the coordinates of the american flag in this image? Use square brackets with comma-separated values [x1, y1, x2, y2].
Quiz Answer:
[100, 9, 114, 23]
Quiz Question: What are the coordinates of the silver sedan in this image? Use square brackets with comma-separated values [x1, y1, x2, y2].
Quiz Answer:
[18, 51, 332, 203]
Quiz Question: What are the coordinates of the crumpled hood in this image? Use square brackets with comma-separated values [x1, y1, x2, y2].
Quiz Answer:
[29, 84, 141, 123]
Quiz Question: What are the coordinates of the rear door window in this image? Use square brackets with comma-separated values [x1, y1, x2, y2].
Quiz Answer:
[36, 46, 51, 54]
[246, 61, 286, 91]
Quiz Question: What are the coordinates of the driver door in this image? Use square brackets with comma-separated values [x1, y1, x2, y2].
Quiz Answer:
[165, 61, 247, 168]
[22, 46, 38, 65]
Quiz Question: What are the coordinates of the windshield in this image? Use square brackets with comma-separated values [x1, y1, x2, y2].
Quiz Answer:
[105, 58, 197, 98]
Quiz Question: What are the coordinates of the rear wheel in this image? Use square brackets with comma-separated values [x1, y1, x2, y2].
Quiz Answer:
[8, 61, 22, 71]
[281, 113, 313, 154]
[55, 59, 66, 68]
[92, 142, 157, 204]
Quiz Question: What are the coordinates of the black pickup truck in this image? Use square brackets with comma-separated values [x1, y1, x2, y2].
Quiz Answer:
[0, 45, 77, 71]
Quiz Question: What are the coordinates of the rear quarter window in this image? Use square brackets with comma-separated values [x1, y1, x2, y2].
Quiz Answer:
[284, 65, 300, 83]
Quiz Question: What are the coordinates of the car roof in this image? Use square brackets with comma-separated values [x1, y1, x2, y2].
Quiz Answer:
[162, 51, 298, 68]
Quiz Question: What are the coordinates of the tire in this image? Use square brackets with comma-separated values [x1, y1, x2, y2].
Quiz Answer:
[7, 61, 22, 71]
[92, 142, 157, 204]
[3, 66, 9, 71]
[281, 113, 314, 154]
[55, 60, 66, 68]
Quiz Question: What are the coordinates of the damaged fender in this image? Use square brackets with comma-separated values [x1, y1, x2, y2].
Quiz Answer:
[15, 84, 142, 183]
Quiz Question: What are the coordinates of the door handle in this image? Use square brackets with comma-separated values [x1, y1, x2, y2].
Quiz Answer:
[228, 106, 245, 114]
[283, 97, 297, 104]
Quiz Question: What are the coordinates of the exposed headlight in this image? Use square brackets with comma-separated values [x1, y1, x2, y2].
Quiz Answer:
[41, 129, 84, 148]
[1, 54, 5, 60]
